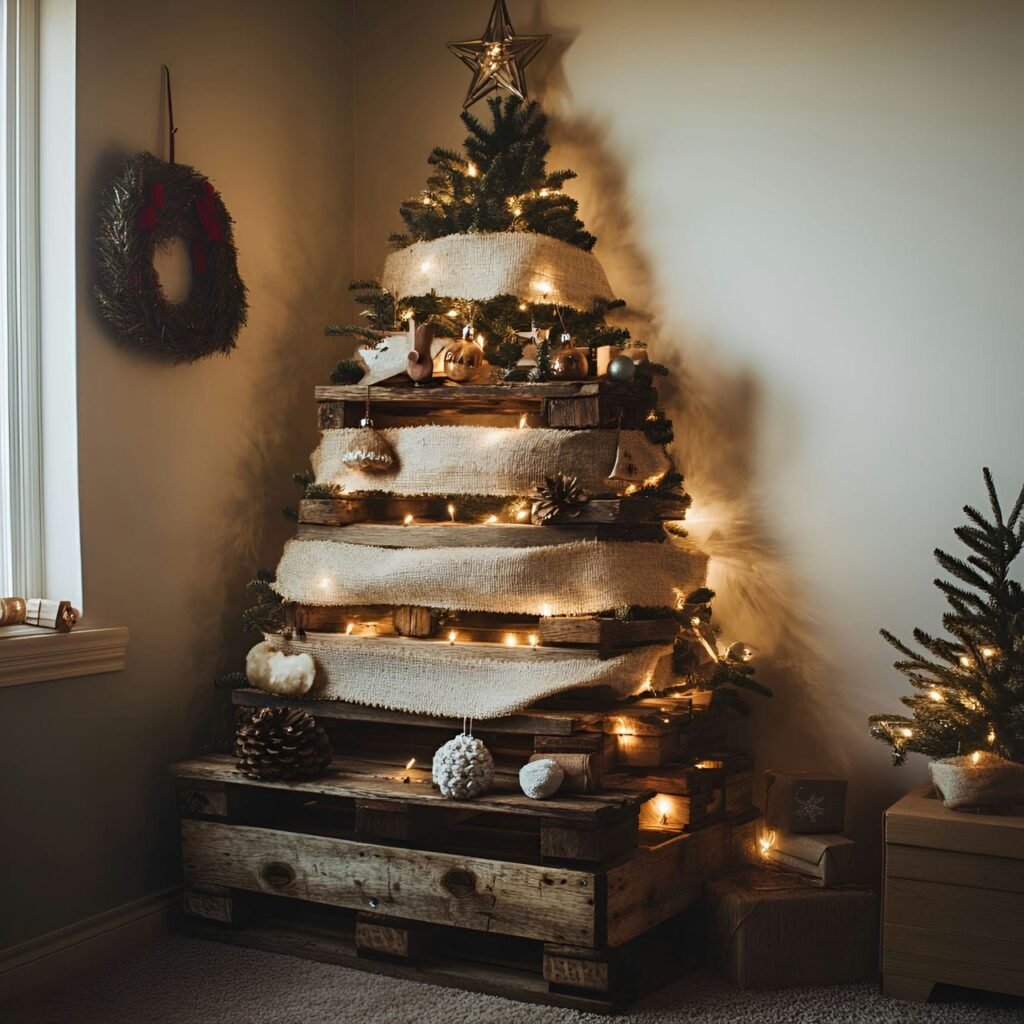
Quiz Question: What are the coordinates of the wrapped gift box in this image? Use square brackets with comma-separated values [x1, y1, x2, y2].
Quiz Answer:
[708, 870, 878, 989]
[763, 831, 856, 886]
[764, 770, 847, 833]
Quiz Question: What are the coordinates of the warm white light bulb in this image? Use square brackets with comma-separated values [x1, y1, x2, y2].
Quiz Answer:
[971, 750, 981, 764]
[899, 727, 914, 739]
[420, 260, 432, 272]
[405, 758, 416, 771]
[981, 646, 996, 659]
[504, 634, 519, 647]
[403, 514, 414, 526]
[448, 630, 457, 644]
[959, 655, 972, 668]
[928, 689, 943, 702]
[467, 162, 478, 177]
[447, 503, 456, 522]
[516, 509, 529, 521]
[485, 514, 498, 524]
[528, 633, 538, 649]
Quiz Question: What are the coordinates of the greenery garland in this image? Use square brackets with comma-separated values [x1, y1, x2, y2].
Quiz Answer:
[95, 151, 248, 364]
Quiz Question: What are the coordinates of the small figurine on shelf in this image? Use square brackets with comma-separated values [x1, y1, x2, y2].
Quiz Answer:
[443, 325, 485, 383]
[548, 333, 589, 380]
[406, 322, 437, 385]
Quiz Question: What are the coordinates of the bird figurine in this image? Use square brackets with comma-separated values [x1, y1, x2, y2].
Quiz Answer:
[407, 322, 436, 385]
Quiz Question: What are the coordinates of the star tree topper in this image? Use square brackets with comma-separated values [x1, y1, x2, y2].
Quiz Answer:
[447, 0, 550, 110]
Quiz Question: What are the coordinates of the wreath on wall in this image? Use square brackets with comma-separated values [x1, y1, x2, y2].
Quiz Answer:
[94, 150, 248, 364]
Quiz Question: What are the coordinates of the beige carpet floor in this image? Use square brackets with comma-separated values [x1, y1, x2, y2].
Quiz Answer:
[5, 933, 1024, 1024]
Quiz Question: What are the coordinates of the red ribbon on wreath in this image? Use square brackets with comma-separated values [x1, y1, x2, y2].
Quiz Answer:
[137, 182, 165, 230]
[192, 181, 224, 274]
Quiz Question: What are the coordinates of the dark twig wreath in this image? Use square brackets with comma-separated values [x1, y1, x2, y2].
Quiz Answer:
[95, 150, 248, 363]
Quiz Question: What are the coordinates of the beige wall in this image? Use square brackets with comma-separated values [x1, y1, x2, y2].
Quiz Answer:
[352, 0, 1024, 872]
[1, 0, 353, 948]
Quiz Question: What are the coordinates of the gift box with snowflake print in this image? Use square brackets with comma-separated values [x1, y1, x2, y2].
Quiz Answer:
[763, 771, 847, 834]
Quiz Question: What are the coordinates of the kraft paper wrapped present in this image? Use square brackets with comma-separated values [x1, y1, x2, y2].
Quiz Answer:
[764, 770, 847, 834]
[707, 870, 878, 989]
[763, 831, 856, 887]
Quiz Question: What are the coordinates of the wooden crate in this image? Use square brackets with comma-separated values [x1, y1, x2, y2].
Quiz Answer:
[314, 379, 657, 431]
[882, 783, 1024, 1001]
[174, 754, 751, 1011]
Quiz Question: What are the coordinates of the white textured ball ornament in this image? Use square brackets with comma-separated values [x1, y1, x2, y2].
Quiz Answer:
[432, 733, 495, 800]
[519, 758, 565, 800]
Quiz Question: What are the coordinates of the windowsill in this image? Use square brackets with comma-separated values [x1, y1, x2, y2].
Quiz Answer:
[0, 624, 129, 687]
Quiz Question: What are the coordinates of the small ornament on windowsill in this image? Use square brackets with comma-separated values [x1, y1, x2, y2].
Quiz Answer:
[340, 388, 396, 474]
[0, 597, 79, 633]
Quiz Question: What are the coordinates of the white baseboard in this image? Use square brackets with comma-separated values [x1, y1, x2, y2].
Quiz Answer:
[0, 886, 181, 1001]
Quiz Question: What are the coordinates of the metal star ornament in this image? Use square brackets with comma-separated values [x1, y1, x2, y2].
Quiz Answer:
[447, 0, 550, 110]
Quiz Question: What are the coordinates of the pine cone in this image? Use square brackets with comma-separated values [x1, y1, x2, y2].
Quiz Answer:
[532, 474, 590, 523]
[234, 706, 332, 781]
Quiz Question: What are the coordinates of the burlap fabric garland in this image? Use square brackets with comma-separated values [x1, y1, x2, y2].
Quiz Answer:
[313, 426, 670, 496]
[381, 232, 614, 310]
[274, 537, 707, 616]
[265, 632, 675, 719]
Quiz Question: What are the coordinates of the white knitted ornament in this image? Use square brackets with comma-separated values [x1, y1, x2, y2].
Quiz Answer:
[519, 758, 565, 800]
[432, 733, 494, 800]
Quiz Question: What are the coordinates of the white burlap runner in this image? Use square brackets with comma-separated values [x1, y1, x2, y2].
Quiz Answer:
[269, 632, 675, 719]
[382, 232, 615, 311]
[274, 537, 706, 615]
[313, 426, 670, 496]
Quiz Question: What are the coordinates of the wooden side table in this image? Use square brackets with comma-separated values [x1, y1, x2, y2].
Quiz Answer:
[882, 782, 1024, 1001]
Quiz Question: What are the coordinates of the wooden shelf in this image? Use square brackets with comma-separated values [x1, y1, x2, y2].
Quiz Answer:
[295, 521, 666, 548]
[173, 753, 650, 824]
[316, 379, 657, 429]
[232, 687, 597, 736]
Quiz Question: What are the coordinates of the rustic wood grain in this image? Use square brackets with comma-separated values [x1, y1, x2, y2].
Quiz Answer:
[886, 843, 1024, 893]
[231, 688, 595, 736]
[295, 521, 664, 547]
[538, 616, 678, 650]
[172, 753, 646, 824]
[181, 819, 599, 945]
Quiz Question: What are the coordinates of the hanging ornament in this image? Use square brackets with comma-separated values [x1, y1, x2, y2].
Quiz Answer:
[443, 326, 485, 383]
[432, 731, 495, 800]
[447, 0, 550, 110]
[340, 388, 396, 473]
[548, 333, 589, 380]
[607, 417, 647, 484]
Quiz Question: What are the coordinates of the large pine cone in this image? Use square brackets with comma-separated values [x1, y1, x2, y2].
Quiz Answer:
[531, 474, 589, 523]
[234, 706, 332, 781]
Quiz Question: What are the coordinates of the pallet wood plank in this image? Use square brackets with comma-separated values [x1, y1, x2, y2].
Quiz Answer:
[173, 754, 644, 823]
[231, 688, 595, 736]
[605, 822, 732, 946]
[300, 496, 687, 528]
[538, 616, 678, 649]
[182, 819, 598, 945]
[295, 522, 664, 547]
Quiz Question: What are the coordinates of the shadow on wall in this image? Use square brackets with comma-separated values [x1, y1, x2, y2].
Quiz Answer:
[538, 97, 887, 866]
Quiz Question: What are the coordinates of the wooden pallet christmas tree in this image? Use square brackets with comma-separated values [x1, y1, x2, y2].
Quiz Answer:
[172, 90, 766, 1012]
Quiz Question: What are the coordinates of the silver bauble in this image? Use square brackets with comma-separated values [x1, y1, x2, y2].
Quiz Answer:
[607, 354, 637, 383]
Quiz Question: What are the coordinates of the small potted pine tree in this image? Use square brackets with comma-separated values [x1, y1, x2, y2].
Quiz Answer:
[870, 468, 1024, 809]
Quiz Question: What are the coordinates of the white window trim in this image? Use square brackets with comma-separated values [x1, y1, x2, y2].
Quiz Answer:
[1, 1, 126, 684]
[2, 0, 81, 605]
